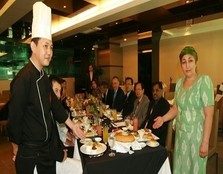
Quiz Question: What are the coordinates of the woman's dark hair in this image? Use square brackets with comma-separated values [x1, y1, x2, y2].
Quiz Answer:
[48, 75, 62, 87]
[179, 46, 198, 62]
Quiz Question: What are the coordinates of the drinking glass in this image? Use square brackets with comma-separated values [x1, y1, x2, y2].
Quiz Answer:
[108, 136, 115, 157]
[103, 125, 109, 144]
[125, 118, 130, 127]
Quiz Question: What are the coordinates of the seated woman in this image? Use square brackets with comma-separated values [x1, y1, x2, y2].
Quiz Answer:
[48, 75, 82, 174]
[90, 79, 102, 99]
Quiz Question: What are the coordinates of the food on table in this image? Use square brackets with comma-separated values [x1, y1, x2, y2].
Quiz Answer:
[86, 130, 95, 137]
[115, 132, 135, 143]
[148, 139, 159, 147]
[143, 132, 153, 140]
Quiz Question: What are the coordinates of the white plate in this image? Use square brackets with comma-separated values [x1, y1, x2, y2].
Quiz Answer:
[147, 141, 159, 147]
[136, 137, 149, 142]
[80, 138, 92, 144]
[139, 142, 147, 148]
[80, 143, 107, 155]
[85, 131, 97, 138]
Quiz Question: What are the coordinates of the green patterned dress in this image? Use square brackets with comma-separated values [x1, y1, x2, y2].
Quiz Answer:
[173, 75, 214, 174]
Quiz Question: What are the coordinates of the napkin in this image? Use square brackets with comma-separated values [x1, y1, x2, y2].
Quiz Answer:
[113, 141, 134, 154]
[113, 140, 145, 154]
[131, 141, 143, 150]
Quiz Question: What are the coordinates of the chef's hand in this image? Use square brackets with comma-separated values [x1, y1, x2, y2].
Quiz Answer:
[71, 122, 85, 140]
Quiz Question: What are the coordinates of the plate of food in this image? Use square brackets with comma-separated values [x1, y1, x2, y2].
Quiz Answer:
[80, 142, 107, 155]
[147, 139, 159, 147]
[85, 130, 97, 138]
[80, 138, 92, 144]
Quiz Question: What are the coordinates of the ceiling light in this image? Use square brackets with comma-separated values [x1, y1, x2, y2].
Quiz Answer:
[82, 27, 102, 34]
[63, 5, 67, 9]
[124, 38, 127, 41]
[142, 49, 152, 53]
[0, 52, 7, 57]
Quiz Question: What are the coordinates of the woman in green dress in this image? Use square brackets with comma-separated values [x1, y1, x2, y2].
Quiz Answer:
[153, 46, 214, 174]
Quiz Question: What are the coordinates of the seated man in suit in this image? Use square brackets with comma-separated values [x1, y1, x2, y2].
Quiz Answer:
[109, 76, 125, 112]
[131, 82, 150, 128]
[143, 81, 170, 146]
[122, 77, 136, 118]
[99, 81, 110, 105]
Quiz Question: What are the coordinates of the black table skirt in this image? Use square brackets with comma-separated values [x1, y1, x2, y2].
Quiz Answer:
[79, 142, 168, 174]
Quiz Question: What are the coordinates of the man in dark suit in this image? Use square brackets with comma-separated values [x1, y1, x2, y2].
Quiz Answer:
[85, 64, 98, 93]
[142, 81, 170, 146]
[108, 76, 125, 112]
[122, 77, 136, 118]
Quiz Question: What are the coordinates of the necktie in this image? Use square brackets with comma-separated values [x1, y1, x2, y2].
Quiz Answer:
[133, 100, 140, 116]
[112, 90, 117, 108]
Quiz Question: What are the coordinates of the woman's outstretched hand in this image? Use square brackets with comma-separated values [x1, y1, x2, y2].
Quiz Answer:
[153, 116, 164, 129]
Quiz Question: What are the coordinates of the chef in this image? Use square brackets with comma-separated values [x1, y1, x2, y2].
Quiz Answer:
[7, 2, 84, 174]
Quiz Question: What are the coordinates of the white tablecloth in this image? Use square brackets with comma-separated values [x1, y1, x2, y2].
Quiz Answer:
[158, 158, 172, 174]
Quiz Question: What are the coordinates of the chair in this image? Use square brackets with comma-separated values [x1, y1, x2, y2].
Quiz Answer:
[0, 120, 8, 135]
[208, 102, 219, 174]
[165, 119, 174, 170]
[164, 92, 174, 101]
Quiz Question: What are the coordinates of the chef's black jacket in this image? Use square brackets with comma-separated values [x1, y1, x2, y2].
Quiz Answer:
[7, 61, 68, 146]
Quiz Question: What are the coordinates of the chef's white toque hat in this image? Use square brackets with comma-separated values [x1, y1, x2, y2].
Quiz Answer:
[31, 1, 52, 41]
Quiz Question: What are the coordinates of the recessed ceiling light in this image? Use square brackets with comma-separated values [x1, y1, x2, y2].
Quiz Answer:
[124, 38, 127, 41]
[115, 22, 118, 25]
[63, 5, 67, 9]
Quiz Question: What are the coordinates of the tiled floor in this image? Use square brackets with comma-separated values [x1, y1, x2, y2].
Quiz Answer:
[0, 132, 222, 174]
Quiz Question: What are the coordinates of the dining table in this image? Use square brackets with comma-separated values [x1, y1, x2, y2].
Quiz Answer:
[78, 141, 171, 174]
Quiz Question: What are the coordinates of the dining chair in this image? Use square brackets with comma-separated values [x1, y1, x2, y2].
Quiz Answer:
[164, 92, 174, 100]
[208, 102, 219, 174]
[165, 119, 174, 170]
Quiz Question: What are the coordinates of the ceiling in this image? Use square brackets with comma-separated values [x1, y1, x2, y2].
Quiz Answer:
[1, 0, 223, 50]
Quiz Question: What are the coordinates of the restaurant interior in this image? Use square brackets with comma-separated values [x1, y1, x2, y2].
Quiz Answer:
[0, 0, 223, 173]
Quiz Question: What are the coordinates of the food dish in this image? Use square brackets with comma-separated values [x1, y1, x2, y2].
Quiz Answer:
[80, 138, 92, 144]
[80, 143, 107, 155]
[147, 140, 159, 147]
[85, 130, 97, 137]
[117, 116, 122, 121]
[115, 132, 135, 143]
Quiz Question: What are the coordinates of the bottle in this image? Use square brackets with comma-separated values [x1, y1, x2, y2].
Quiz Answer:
[133, 117, 138, 132]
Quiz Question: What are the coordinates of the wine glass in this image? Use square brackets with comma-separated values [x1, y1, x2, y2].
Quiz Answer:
[108, 136, 115, 157]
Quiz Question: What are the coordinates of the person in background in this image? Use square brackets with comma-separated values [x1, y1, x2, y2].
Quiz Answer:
[49, 75, 82, 174]
[7, 2, 84, 174]
[142, 81, 170, 146]
[99, 81, 110, 105]
[109, 76, 125, 112]
[121, 77, 136, 118]
[90, 79, 101, 98]
[60, 78, 69, 110]
[49, 75, 74, 157]
[85, 64, 98, 94]
[60, 78, 67, 102]
[131, 82, 150, 128]
[153, 46, 214, 174]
